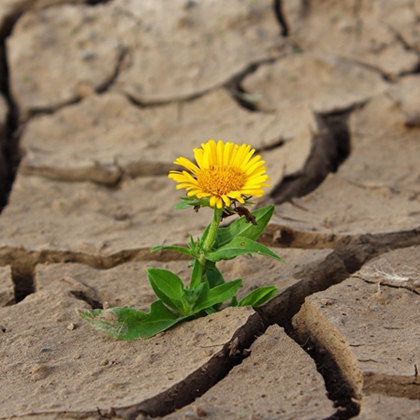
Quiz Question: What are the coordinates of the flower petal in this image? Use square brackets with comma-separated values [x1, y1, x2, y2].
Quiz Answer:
[221, 195, 231, 207]
[168, 139, 269, 208]
[173, 157, 200, 174]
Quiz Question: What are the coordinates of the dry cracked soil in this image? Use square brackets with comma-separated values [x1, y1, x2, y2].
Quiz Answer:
[0, 0, 420, 419]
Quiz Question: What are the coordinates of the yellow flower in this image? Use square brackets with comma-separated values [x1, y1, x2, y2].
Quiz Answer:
[168, 140, 270, 209]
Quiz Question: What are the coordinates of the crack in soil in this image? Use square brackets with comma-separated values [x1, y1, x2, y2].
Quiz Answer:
[362, 372, 420, 400]
[1, 228, 418, 419]
[0, 0, 113, 37]
[113, 313, 265, 419]
[0, 246, 194, 302]
[17, 47, 127, 122]
[69, 289, 103, 310]
[11, 264, 34, 304]
[0, 33, 20, 213]
[266, 107, 352, 205]
[2, 227, 420, 302]
[341, 53, 420, 82]
[4, 226, 420, 416]
[20, 161, 124, 187]
[84, 0, 113, 5]
[2, 312, 266, 420]
[256, 258, 358, 417]
[273, 0, 289, 37]
[0, 25, 409, 420]
[122, 52, 289, 110]
[386, 24, 416, 52]
[261, 224, 420, 252]
[0, 0, 121, 212]
[399, 58, 420, 78]
[1, 2, 420, 418]
[333, 229, 420, 273]
[255, 252, 360, 419]
[303, 338, 360, 420]
[224, 55, 295, 112]
[255, 227, 420, 419]
[225, 62, 272, 112]
[93, 47, 127, 95]
[3, 218, 418, 415]
[0, 0, 298, 200]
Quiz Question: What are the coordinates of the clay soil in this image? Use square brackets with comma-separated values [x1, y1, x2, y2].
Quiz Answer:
[1, 1, 420, 419]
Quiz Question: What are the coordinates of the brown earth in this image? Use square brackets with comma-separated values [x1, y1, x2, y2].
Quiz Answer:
[0, 0, 420, 419]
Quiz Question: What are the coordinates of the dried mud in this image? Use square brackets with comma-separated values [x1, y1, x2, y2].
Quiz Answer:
[1, 1, 420, 419]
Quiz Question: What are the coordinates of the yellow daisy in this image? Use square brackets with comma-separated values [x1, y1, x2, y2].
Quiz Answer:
[168, 140, 270, 209]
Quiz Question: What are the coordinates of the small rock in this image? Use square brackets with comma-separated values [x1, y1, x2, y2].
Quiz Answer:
[193, 406, 207, 417]
[405, 112, 420, 129]
[66, 322, 76, 330]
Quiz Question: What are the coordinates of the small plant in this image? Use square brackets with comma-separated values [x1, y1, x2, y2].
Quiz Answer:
[79, 140, 284, 339]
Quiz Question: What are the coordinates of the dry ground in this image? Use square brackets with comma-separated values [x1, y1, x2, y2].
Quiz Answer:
[0, 1, 420, 419]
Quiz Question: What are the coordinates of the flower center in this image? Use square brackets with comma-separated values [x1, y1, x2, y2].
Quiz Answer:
[198, 165, 247, 196]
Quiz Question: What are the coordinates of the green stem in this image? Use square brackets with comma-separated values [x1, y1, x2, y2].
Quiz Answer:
[198, 207, 223, 267]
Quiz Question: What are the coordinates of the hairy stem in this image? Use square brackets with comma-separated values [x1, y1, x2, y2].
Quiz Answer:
[198, 207, 223, 267]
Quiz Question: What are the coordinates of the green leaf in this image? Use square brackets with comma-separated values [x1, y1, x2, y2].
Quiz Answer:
[188, 234, 198, 253]
[229, 296, 239, 307]
[174, 196, 210, 210]
[203, 306, 218, 315]
[189, 259, 203, 289]
[151, 245, 194, 258]
[79, 307, 148, 340]
[215, 205, 274, 248]
[147, 268, 186, 315]
[203, 260, 225, 288]
[205, 236, 285, 262]
[184, 282, 205, 305]
[147, 268, 184, 300]
[174, 200, 193, 210]
[79, 301, 188, 339]
[193, 279, 242, 313]
[137, 301, 190, 338]
[238, 286, 278, 307]
[200, 222, 211, 249]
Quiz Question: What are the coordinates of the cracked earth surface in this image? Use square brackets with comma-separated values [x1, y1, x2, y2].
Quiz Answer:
[0, 0, 420, 419]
